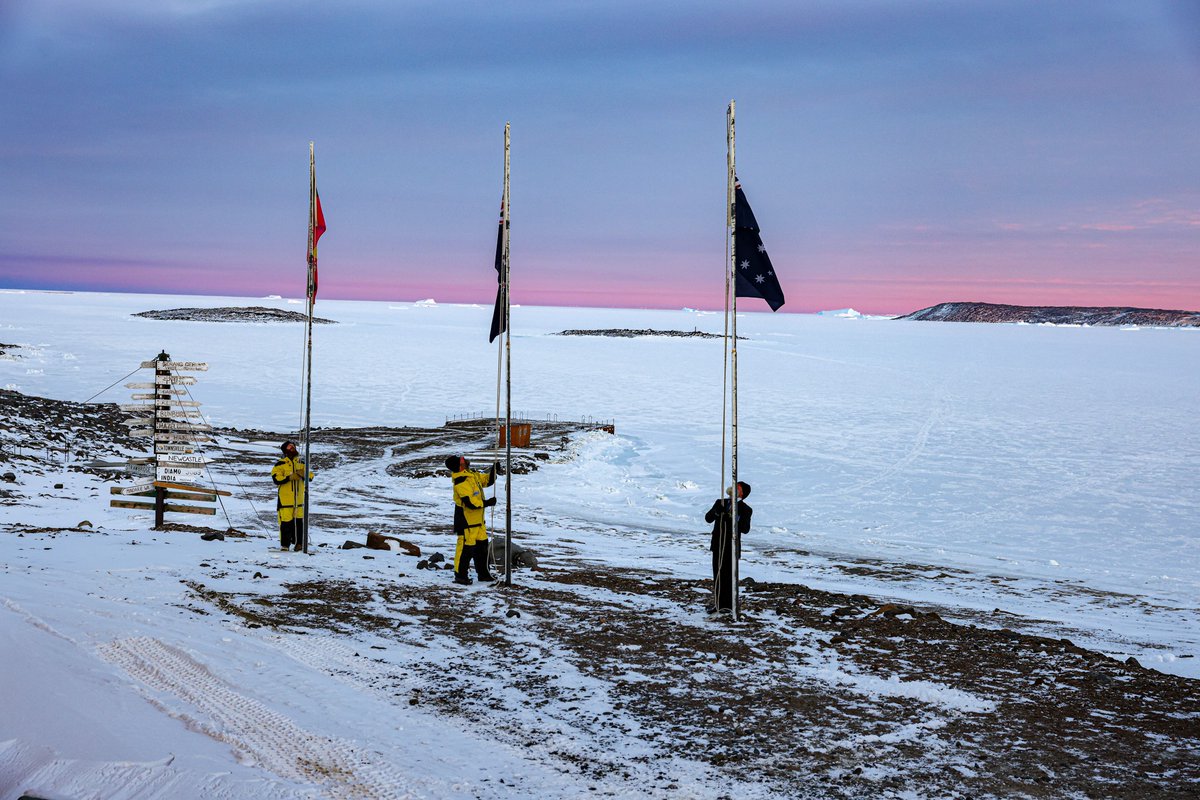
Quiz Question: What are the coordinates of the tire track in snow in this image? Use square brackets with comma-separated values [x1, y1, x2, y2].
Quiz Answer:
[97, 636, 413, 799]
[262, 630, 607, 798]
[262, 625, 756, 799]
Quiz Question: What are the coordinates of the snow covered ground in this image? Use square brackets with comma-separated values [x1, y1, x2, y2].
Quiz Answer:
[1, 289, 1198, 798]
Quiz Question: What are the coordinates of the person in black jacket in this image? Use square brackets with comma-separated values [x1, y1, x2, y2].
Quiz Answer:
[705, 481, 752, 614]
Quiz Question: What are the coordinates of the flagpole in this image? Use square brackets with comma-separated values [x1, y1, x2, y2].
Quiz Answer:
[727, 101, 740, 622]
[502, 122, 513, 588]
[302, 141, 316, 554]
[494, 312, 503, 452]
[492, 257, 503, 539]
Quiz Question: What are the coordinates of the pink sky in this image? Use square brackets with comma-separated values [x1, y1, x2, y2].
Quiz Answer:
[2, 2, 1197, 316]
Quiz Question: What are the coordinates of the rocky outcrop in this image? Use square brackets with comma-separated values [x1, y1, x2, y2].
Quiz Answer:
[365, 530, 421, 555]
[133, 306, 336, 324]
[897, 302, 1200, 327]
[557, 329, 732, 339]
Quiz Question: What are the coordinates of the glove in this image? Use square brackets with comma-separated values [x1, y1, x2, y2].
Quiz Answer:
[484, 496, 498, 508]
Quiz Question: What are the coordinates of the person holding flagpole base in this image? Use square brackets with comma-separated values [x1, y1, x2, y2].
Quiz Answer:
[705, 481, 752, 614]
[272, 441, 313, 552]
[446, 455, 498, 585]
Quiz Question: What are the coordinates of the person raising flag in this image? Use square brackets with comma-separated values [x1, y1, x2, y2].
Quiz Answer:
[445, 455, 498, 585]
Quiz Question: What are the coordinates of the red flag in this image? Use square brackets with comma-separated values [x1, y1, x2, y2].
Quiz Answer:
[309, 187, 326, 299]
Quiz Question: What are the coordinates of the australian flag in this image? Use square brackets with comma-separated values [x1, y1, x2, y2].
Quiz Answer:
[489, 199, 507, 343]
[734, 180, 785, 311]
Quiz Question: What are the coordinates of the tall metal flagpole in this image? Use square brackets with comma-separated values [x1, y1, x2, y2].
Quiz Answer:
[502, 122, 513, 587]
[302, 141, 316, 554]
[727, 101, 740, 621]
[491, 294, 502, 542]
[494, 317, 503, 452]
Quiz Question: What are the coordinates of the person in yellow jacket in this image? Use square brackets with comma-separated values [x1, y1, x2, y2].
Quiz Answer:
[272, 441, 313, 551]
[445, 454, 497, 585]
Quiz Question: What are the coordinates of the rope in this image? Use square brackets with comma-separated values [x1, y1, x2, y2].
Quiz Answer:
[82, 365, 143, 404]
[715, 136, 733, 612]
[180, 382, 274, 535]
[491, 332, 503, 529]
[721, 214, 731, 499]
[298, 315, 308, 434]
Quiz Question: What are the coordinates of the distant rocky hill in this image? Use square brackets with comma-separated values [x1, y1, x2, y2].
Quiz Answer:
[897, 302, 1200, 327]
[557, 328, 727, 339]
[134, 306, 336, 324]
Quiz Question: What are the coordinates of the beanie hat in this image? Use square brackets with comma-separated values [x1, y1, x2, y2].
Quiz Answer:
[738, 481, 752, 498]
[281, 441, 298, 453]
[444, 455, 461, 472]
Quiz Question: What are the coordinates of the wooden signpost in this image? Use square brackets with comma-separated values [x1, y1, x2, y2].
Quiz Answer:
[110, 351, 228, 525]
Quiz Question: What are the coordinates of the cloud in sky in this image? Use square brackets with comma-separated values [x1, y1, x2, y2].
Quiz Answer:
[0, 0, 1197, 314]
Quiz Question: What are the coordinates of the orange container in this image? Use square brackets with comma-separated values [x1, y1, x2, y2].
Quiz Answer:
[498, 423, 531, 448]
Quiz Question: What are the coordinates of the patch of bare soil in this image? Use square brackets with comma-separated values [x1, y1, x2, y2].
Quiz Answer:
[193, 565, 1200, 799]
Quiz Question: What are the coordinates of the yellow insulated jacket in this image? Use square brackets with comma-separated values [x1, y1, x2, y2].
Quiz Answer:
[451, 467, 495, 543]
[272, 456, 312, 523]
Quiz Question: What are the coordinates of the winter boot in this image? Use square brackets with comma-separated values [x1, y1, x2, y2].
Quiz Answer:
[473, 539, 495, 582]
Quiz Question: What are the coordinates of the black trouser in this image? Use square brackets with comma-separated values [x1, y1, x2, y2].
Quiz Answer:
[712, 532, 735, 611]
[280, 517, 305, 550]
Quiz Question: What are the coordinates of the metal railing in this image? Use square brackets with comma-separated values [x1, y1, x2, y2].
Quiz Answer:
[445, 411, 615, 428]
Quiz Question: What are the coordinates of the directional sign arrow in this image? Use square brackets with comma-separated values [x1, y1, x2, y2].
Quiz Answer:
[120, 481, 157, 495]
[141, 361, 209, 371]
[155, 412, 203, 422]
[130, 390, 186, 400]
[154, 433, 211, 443]
[153, 375, 197, 386]
[158, 422, 213, 432]
[154, 480, 231, 496]
[159, 459, 210, 470]
[155, 444, 195, 454]
[157, 468, 205, 481]
[160, 453, 208, 464]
